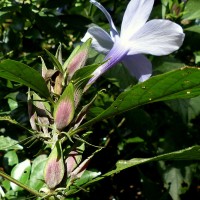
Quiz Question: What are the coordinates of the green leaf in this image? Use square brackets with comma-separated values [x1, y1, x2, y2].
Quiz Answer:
[72, 63, 100, 83]
[79, 67, 200, 130]
[194, 51, 200, 64]
[29, 155, 47, 191]
[2, 179, 10, 192]
[185, 25, 200, 34]
[55, 43, 63, 66]
[125, 137, 144, 144]
[31, 154, 47, 174]
[71, 63, 102, 93]
[0, 116, 33, 134]
[3, 151, 18, 166]
[44, 49, 63, 73]
[0, 60, 51, 100]
[10, 159, 31, 191]
[166, 95, 200, 123]
[74, 170, 101, 186]
[163, 166, 191, 200]
[152, 56, 184, 74]
[188, 96, 200, 120]
[84, 145, 200, 188]
[182, 0, 200, 20]
[7, 99, 18, 111]
[0, 136, 23, 151]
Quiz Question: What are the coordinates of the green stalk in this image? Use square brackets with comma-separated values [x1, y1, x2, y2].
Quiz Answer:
[48, 96, 55, 105]
[0, 170, 44, 197]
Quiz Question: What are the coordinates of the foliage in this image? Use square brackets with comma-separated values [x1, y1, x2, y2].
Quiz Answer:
[0, 0, 200, 200]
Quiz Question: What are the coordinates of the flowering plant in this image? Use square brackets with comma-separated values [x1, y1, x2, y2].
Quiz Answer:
[0, 0, 200, 199]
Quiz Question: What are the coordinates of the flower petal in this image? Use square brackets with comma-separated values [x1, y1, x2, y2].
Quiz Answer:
[121, 0, 154, 40]
[127, 19, 185, 56]
[88, 39, 128, 84]
[90, 0, 119, 40]
[81, 25, 113, 54]
[122, 54, 152, 82]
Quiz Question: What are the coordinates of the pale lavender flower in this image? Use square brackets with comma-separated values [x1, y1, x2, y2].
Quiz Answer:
[82, 0, 185, 84]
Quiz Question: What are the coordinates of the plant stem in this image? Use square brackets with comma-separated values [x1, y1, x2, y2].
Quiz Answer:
[0, 170, 44, 197]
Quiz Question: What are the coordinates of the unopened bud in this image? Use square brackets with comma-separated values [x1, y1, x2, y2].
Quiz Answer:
[54, 83, 75, 130]
[44, 141, 65, 189]
[63, 39, 92, 80]
[65, 143, 84, 177]
[65, 151, 81, 177]
[70, 154, 93, 181]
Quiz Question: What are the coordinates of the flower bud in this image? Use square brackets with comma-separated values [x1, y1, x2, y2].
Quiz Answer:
[44, 141, 65, 189]
[63, 38, 92, 81]
[65, 143, 84, 177]
[53, 83, 75, 130]
[70, 154, 93, 181]
[65, 151, 81, 177]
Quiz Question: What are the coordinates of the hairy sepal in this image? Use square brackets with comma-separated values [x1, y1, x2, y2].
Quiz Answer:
[54, 83, 75, 130]
[44, 141, 65, 189]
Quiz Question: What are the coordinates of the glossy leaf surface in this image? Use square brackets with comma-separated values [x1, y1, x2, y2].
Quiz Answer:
[0, 60, 51, 100]
[79, 67, 200, 129]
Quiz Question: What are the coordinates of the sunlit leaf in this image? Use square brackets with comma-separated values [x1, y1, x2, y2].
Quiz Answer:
[194, 51, 200, 64]
[74, 170, 101, 186]
[10, 159, 31, 191]
[3, 151, 18, 166]
[29, 155, 47, 191]
[0, 136, 23, 151]
[44, 49, 63, 73]
[55, 43, 63, 66]
[182, 0, 200, 20]
[67, 170, 101, 195]
[72, 64, 100, 83]
[185, 25, 200, 34]
[0, 60, 51, 100]
[79, 67, 200, 129]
